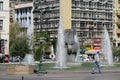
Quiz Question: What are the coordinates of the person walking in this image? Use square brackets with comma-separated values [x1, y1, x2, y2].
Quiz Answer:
[92, 51, 101, 74]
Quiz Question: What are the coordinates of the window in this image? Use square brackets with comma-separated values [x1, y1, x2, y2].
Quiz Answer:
[0, 39, 5, 53]
[119, 0, 120, 4]
[0, 20, 3, 30]
[0, 1, 3, 10]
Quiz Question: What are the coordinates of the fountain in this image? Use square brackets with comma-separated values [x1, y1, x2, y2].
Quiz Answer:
[101, 26, 113, 65]
[74, 34, 80, 62]
[64, 29, 80, 62]
[50, 45, 55, 60]
[55, 16, 81, 68]
[23, 54, 34, 65]
[55, 16, 67, 68]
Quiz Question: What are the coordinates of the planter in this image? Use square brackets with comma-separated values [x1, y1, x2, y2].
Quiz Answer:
[6, 65, 34, 75]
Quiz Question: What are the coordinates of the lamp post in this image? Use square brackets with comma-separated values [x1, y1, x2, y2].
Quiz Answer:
[37, 37, 47, 74]
[33, 0, 52, 75]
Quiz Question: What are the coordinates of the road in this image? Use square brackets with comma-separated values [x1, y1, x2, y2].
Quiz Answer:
[0, 70, 120, 80]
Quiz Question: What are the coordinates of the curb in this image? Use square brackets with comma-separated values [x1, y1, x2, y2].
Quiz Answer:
[47, 70, 120, 74]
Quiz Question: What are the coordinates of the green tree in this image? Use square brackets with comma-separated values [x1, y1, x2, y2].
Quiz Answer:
[112, 46, 120, 62]
[112, 47, 120, 57]
[9, 22, 30, 58]
[34, 32, 50, 61]
[33, 1, 52, 60]
[9, 22, 20, 46]
[10, 37, 30, 58]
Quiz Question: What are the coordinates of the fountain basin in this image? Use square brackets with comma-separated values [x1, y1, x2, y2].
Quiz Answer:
[6, 65, 34, 75]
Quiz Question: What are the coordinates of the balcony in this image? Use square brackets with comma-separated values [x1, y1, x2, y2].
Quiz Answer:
[115, 10, 120, 17]
[115, 19, 120, 26]
[76, 28, 89, 32]
[116, 29, 120, 33]
[92, 35, 102, 39]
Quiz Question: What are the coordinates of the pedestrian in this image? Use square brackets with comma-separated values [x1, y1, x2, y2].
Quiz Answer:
[4, 56, 9, 63]
[91, 51, 101, 74]
[17, 56, 21, 64]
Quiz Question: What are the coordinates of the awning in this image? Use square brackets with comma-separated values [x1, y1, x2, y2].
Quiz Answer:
[85, 50, 100, 54]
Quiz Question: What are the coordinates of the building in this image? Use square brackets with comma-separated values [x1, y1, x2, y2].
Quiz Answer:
[0, 0, 9, 54]
[10, 0, 33, 23]
[113, 0, 120, 46]
[14, 2, 34, 50]
[33, 0, 60, 40]
[10, 0, 33, 2]
[14, 2, 33, 35]
[33, 0, 113, 47]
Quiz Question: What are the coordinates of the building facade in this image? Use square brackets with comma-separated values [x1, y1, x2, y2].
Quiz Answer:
[113, 0, 120, 46]
[33, 0, 113, 48]
[10, 0, 33, 23]
[14, 2, 34, 50]
[0, 0, 9, 54]
[14, 2, 33, 36]
[10, 0, 33, 2]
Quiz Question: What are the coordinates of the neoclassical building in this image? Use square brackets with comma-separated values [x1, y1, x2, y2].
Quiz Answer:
[0, 0, 9, 54]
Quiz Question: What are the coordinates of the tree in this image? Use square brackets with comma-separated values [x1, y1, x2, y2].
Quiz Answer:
[9, 22, 20, 46]
[33, 1, 52, 60]
[80, 44, 86, 54]
[112, 46, 120, 62]
[10, 37, 30, 58]
[9, 22, 30, 58]
[34, 32, 50, 61]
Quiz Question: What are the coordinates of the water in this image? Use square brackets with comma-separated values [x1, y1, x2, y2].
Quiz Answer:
[23, 54, 34, 65]
[55, 16, 67, 68]
[101, 27, 113, 65]
[50, 45, 55, 60]
[74, 34, 81, 62]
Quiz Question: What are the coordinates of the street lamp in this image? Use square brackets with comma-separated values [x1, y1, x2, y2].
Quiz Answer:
[37, 37, 47, 74]
[33, 0, 47, 74]
[33, 0, 52, 75]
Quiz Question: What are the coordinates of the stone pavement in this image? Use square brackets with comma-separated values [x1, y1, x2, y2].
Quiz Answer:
[0, 66, 120, 80]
